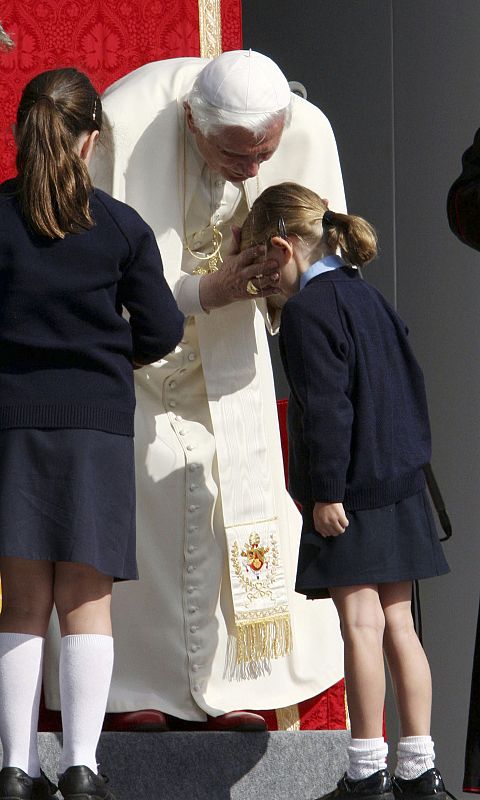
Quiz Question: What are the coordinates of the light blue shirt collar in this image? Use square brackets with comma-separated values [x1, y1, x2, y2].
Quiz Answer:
[300, 254, 346, 290]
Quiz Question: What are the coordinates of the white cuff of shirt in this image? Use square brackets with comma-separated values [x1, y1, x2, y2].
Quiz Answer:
[175, 274, 205, 316]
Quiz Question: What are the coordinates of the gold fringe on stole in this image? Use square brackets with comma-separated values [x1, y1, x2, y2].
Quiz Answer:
[236, 613, 293, 664]
[198, 0, 222, 58]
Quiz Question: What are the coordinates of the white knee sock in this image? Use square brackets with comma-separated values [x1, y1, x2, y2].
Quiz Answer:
[0, 632, 43, 776]
[395, 736, 435, 779]
[347, 737, 389, 780]
[59, 634, 114, 775]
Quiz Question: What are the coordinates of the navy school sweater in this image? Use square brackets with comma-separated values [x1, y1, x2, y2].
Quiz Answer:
[279, 266, 431, 511]
[0, 180, 184, 436]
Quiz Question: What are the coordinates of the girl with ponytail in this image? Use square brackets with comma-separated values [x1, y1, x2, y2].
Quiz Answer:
[0, 69, 184, 799]
[15, 68, 101, 239]
[241, 182, 449, 800]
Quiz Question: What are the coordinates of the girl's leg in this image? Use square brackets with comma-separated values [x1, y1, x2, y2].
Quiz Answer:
[0, 557, 54, 777]
[330, 585, 389, 784]
[380, 582, 439, 784]
[330, 585, 386, 740]
[54, 562, 114, 775]
[380, 581, 431, 737]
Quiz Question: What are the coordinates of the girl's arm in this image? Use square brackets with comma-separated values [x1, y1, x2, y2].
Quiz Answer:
[119, 225, 185, 365]
[281, 287, 353, 506]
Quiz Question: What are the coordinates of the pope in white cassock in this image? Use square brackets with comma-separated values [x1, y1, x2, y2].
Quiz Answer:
[44, 49, 347, 728]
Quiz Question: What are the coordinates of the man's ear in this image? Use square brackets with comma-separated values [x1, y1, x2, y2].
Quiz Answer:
[270, 234, 294, 264]
[183, 102, 196, 133]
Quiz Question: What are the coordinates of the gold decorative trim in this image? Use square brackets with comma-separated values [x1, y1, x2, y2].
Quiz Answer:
[198, 0, 222, 59]
[345, 687, 350, 730]
[276, 704, 301, 731]
[235, 605, 289, 623]
[225, 515, 278, 529]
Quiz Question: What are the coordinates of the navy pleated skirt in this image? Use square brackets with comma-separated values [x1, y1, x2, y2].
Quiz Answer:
[0, 428, 138, 581]
[296, 488, 450, 599]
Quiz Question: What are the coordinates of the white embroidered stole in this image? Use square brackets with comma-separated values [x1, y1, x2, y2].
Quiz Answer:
[196, 302, 292, 670]
[182, 139, 292, 669]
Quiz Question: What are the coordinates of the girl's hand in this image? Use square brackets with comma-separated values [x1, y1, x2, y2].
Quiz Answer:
[313, 502, 349, 537]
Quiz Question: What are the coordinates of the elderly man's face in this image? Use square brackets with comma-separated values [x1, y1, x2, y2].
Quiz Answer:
[186, 110, 284, 182]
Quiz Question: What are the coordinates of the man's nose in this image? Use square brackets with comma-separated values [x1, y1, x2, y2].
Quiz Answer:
[243, 161, 260, 178]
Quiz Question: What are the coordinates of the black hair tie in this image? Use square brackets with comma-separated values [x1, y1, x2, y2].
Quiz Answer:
[35, 94, 55, 106]
[322, 209, 336, 227]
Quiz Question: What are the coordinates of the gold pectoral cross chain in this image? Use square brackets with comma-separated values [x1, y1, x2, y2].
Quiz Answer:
[190, 223, 224, 275]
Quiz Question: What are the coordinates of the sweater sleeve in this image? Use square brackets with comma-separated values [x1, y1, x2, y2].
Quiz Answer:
[118, 223, 185, 365]
[282, 289, 353, 503]
[447, 126, 480, 251]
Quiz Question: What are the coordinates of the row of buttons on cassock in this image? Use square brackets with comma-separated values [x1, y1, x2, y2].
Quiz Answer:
[165, 343, 205, 693]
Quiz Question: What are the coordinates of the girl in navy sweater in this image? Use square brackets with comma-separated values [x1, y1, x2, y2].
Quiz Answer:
[0, 68, 184, 800]
[241, 183, 449, 800]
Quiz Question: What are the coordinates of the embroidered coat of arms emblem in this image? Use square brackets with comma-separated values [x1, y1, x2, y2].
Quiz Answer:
[241, 532, 270, 574]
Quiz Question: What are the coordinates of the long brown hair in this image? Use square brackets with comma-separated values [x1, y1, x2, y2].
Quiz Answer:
[241, 182, 377, 267]
[15, 68, 102, 239]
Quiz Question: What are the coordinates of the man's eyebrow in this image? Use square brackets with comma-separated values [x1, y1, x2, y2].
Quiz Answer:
[220, 145, 274, 156]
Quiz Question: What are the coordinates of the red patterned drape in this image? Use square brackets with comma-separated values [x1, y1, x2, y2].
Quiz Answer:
[0, 0, 242, 181]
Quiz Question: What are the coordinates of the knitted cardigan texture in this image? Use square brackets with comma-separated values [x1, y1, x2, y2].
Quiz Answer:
[279, 267, 431, 510]
[0, 180, 184, 435]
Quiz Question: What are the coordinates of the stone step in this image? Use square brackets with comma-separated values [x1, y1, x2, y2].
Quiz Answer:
[28, 730, 350, 799]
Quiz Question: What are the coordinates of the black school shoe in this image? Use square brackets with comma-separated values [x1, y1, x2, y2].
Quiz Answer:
[392, 769, 446, 800]
[58, 766, 116, 800]
[0, 767, 34, 799]
[315, 769, 395, 800]
[32, 772, 58, 800]
[0, 768, 58, 800]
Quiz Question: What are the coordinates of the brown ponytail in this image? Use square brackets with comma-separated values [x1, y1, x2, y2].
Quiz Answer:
[15, 68, 102, 239]
[241, 181, 377, 268]
[322, 209, 377, 267]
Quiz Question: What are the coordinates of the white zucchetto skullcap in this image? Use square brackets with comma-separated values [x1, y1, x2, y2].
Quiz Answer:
[196, 50, 291, 114]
